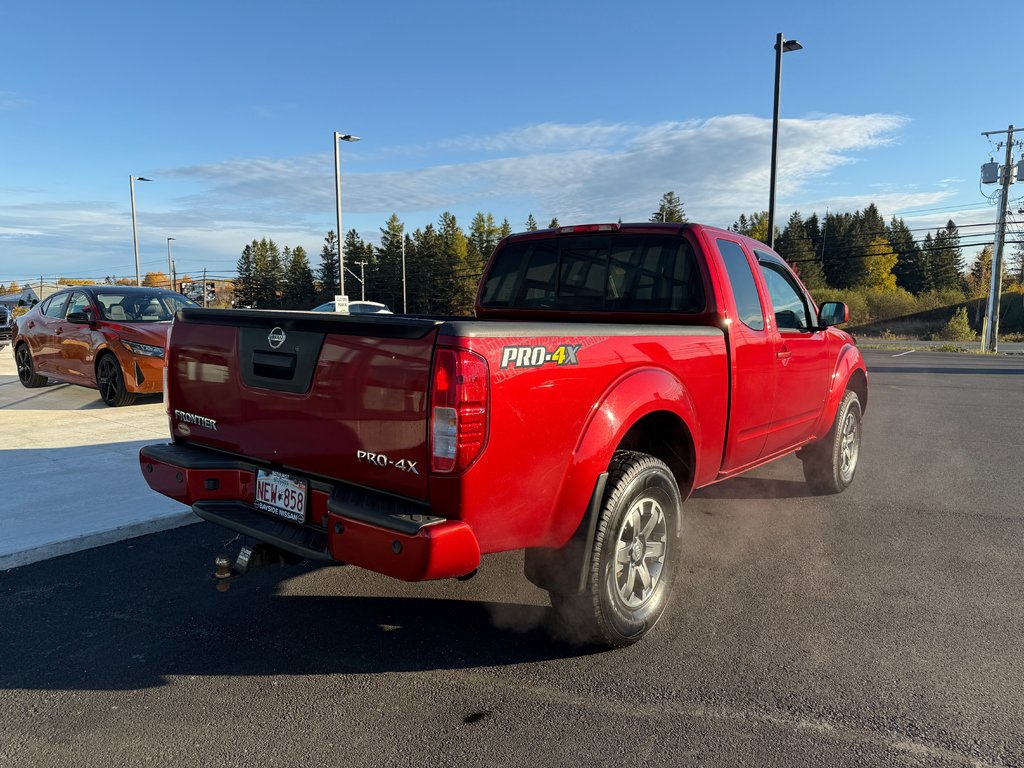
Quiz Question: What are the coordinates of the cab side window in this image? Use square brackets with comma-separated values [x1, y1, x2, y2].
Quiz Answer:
[757, 260, 812, 331]
[716, 239, 764, 331]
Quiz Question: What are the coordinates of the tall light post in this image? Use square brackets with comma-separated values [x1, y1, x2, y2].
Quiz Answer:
[334, 132, 360, 297]
[166, 237, 176, 290]
[130, 175, 152, 285]
[767, 33, 802, 250]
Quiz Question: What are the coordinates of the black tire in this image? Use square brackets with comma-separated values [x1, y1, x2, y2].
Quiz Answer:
[801, 390, 861, 494]
[550, 451, 682, 647]
[96, 353, 136, 407]
[15, 343, 48, 388]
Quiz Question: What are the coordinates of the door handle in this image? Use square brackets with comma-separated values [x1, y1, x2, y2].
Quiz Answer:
[776, 349, 792, 362]
[56, 327, 63, 335]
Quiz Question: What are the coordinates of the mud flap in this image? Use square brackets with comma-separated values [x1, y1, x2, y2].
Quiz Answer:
[523, 472, 609, 595]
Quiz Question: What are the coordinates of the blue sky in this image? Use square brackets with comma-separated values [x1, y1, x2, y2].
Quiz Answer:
[1, 0, 1021, 285]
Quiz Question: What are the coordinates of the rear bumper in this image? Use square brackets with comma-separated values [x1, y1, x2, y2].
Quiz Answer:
[139, 443, 480, 581]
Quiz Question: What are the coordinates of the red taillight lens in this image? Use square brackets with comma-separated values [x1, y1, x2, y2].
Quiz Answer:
[430, 347, 489, 473]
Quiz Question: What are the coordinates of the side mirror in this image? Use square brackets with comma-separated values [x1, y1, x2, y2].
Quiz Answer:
[818, 301, 849, 327]
[67, 309, 96, 325]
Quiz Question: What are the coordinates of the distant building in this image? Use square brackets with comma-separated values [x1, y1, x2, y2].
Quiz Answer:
[0, 282, 62, 311]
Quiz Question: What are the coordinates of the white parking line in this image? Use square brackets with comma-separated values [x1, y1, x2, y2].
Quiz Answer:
[891, 350, 915, 358]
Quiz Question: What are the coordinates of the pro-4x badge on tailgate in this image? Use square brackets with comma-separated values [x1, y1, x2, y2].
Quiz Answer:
[499, 344, 581, 370]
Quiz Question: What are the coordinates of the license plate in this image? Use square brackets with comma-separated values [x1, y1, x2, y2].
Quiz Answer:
[254, 469, 307, 523]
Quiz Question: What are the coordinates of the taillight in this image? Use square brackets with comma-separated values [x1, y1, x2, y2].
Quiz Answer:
[430, 347, 489, 473]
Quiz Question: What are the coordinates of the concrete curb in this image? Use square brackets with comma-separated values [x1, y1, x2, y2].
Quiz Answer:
[0, 509, 200, 572]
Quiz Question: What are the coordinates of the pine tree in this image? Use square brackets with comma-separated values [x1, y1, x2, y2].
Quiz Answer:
[730, 211, 770, 243]
[499, 218, 512, 239]
[316, 231, 340, 303]
[342, 229, 370, 300]
[777, 211, 826, 289]
[235, 244, 256, 307]
[411, 224, 440, 314]
[820, 211, 856, 288]
[468, 212, 501, 261]
[887, 217, 925, 294]
[929, 220, 965, 292]
[525, 214, 538, 231]
[548, 217, 559, 229]
[438, 212, 474, 314]
[281, 246, 316, 309]
[250, 238, 282, 308]
[650, 191, 687, 223]
[371, 214, 405, 311]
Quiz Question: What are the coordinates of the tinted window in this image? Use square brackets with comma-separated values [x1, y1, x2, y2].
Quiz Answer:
[43, 293, 70, 318]
[94, 291, 195, 322]
[66, 291, 91, 316]
[757, 260, 811, 330]
[716, 240, 764, 331]
[480, 235, 705, 313]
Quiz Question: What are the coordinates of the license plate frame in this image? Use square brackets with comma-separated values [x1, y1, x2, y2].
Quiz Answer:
[254, 469, 308, 524]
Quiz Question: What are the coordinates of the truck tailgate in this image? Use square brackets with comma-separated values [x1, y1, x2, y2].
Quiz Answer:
[167, 308, 441, 501]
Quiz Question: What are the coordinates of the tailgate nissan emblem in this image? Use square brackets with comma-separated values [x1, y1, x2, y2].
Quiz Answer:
[268, 327, 286, 348]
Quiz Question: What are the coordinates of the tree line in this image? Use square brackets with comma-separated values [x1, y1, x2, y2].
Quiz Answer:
[226, 192, 1021, 316]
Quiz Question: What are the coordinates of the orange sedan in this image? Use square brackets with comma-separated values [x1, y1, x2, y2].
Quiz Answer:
[13, 286, 196, 406]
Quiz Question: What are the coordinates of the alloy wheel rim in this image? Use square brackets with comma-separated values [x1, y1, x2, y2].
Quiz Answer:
[839, 410, 859, 481]
[16, 347, 32, 383]
[98, 358, 118, 402]
[612, 495, 668, 609]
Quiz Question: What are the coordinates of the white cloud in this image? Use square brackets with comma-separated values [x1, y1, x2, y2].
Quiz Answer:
[0, 112, 926, 277]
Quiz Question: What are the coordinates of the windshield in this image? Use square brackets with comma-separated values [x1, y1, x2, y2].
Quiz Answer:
[94, 292, 196, 323]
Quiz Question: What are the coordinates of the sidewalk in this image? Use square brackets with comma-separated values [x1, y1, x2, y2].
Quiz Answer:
[0, 345, 196, 571]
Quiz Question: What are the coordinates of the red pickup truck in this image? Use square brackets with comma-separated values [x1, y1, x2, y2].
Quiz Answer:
[140, 222, 866, 646]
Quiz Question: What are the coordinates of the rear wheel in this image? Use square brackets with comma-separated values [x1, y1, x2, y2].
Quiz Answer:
[550, 451, 682, 647]
[801, 390, 861, 494]
[97, 353, 136, 407]
[15, 344, 48, 388]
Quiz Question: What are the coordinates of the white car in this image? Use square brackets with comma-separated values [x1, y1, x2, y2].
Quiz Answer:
[311, 300, 393, 315]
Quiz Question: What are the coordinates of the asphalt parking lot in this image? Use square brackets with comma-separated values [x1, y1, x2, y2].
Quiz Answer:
[1, 348, 1023, 766]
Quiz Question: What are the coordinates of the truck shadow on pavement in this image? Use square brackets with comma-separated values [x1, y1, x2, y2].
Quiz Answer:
[0, 524, 601, 692]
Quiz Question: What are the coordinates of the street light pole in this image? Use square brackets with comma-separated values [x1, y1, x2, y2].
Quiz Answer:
[130, 175, 152, 285]
[767, 33, 802, 250]
[401, 232, 407, 314]
[166, 237, 176, 290]
[334, 132, 360, 298]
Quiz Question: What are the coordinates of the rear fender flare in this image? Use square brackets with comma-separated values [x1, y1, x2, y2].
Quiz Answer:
[549, 367, 700, 548]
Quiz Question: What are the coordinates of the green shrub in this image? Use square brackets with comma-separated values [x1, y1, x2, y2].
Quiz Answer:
[931, 307, 976, 342]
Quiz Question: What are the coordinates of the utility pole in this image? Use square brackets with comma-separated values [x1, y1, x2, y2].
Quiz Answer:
[356, 261, 367, 300]
[202, 267, 208, 308]
[980, 125, 1020, 353]
[401, 235, 407, 314]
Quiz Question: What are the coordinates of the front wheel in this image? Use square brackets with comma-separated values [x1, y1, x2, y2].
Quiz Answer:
[15, 344, 48, 388]
[550, 451, 682, 647]
[802, 390, 862, 494]
[97, 353, 136, 407]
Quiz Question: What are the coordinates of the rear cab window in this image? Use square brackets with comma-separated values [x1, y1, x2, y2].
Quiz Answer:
[480, 234, 706, 313]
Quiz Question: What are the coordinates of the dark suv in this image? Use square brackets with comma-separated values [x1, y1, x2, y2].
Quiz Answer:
[0, 306, 13, 350]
